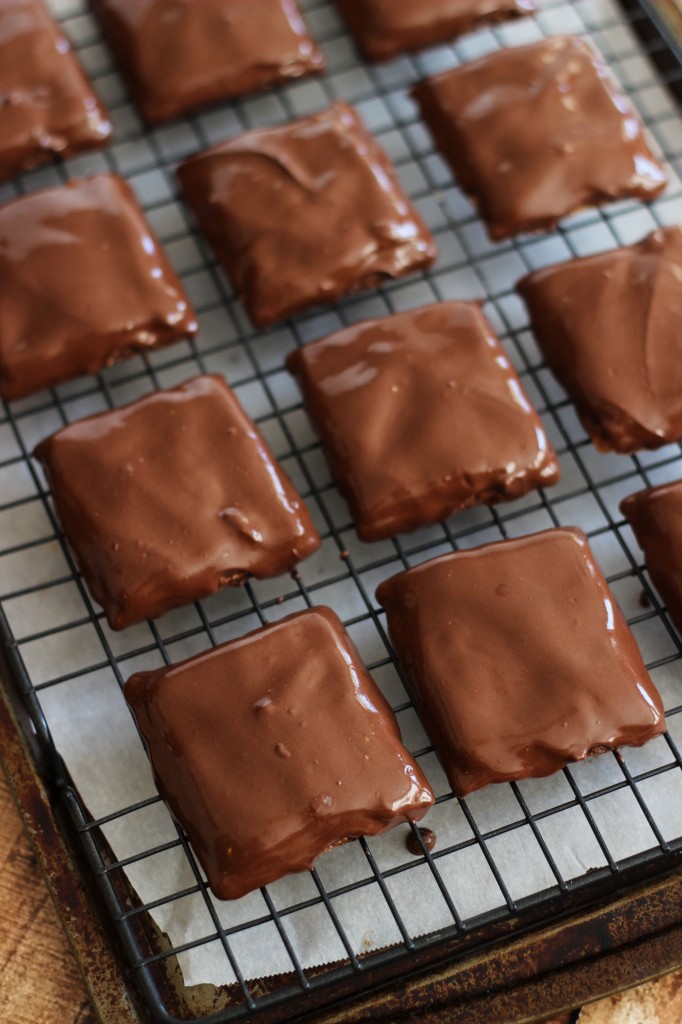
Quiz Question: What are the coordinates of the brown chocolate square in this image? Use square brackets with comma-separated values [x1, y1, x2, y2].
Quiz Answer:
[34, 375, 321, 630]
[621, 480, 682, 635]
[92, 0, 324, 125]
[125, 606, 434, 900]
[377, 528, 666, 796]
[413, 36, 666, 240]
[287, 302, 560, 542]
[0, 175, 197, 401]
[177, 102, 437, 329]
[0, 0, 111, 183]
[518, 227, 682, 453]
[335, 0, 534, 62]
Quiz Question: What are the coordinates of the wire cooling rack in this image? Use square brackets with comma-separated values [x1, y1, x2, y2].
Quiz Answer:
[2, 0, 682, 1021]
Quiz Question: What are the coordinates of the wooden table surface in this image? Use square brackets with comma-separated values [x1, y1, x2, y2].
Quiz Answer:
[1, 769, 680, 1024]
[0, 769, 96, 1024]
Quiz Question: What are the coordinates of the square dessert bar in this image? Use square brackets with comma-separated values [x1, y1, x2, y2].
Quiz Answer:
[177, 102, 436, 329]
[287, 302, 560, 542]
[0, 175, 197, 401]
[622, 480, 682, 634]
[34, 375, 321, 630]
[334, 0, 534, 62]
[92, 0, 324, 125]
[413, 36, 666, 240]
[518, 227, 682, 453]
[377, 528, 666, 796]
[0, 0, 111, 183]
[125, 607, 434, 900]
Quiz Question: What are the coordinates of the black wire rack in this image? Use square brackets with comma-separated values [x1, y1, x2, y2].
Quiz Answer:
[2, 0, 682, 1021]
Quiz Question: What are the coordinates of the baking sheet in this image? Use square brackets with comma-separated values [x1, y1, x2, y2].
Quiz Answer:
[1, 0, 682, 993]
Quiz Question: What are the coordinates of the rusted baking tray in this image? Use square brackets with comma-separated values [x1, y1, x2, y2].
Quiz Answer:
[2, 1, 682, 1022]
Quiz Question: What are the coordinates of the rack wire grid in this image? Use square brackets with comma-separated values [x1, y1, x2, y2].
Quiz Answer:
[2, 0, 682, 1020]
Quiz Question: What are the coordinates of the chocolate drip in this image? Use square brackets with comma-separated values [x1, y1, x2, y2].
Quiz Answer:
[406, 827, 437, 856]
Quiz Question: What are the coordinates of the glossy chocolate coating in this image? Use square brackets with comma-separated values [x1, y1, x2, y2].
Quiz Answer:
[621, 480, 682, 634]
[0, 0, 111, 183]
[518, 227, 682, 453]
[34, 375, 321, 630]
[376, 528, 666, 797]
[177, 102, 437, 329]
[413, 36, 666, 241]
[334, 0, 534, 62]
[125, 606, 435, 900]
[92, 0, 324, 125]
[287, 302, 560, 542]
[0, 175, 197, 401]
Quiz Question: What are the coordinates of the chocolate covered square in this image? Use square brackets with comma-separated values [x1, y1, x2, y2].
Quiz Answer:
[177, 102, 436, 328]
[413, 37, 666, 240]
[287, 302, 559, 541]
[0, 0, 111, 183]
[0, 175, 197, 400]
[621, 479, 682, 634]
[334, 0, 534, 62]
[34, 375, 321, 630]
[377, 528, 666, 796]
[125, 607, 435, 900]
[92, 0, 324, 124]
[518, 227, 682, 453]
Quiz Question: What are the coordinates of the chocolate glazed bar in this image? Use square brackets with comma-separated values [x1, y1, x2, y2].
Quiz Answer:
[621, 479, 682, 634]
[0, 175, 197, 401]
[377, 528, 666, 796]
[287, 302, 560, 541]
[92, 0, 324, 124]
[518, 227, 682, 453]
[177, 102, 436, 328]
[413, 36, 666, 240]
[34, 376, 321, 630]
[125, 607, 435, 900]
[0, 0, 111, 183]
[334, 0, 535, 62]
